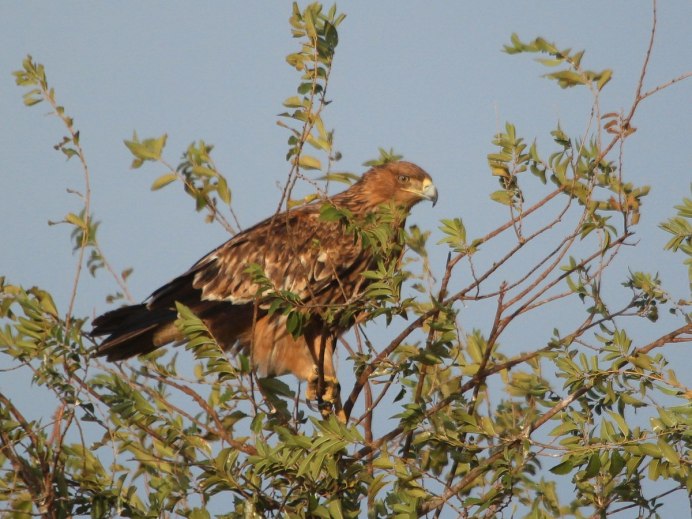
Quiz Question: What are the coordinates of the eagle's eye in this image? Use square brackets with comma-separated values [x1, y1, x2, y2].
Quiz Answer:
[397, 175, 410, 184]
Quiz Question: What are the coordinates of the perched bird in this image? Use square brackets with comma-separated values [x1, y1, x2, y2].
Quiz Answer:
[92, 161, 437, 419]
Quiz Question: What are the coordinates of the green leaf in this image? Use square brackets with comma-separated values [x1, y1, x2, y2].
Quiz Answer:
[490, 165, 510, 178]
[548, 421, 578, 437]
[217, 176, 232, 204]
[550, 459, 574, 475]
[608, 411, 630, 437]
[297, 154, 322, 170]
[545, 70, 587, 88]
[597, 69, 613, 90]
[638, 443, 662, 458]
[609, 450, 626, 476]
[490, 190, 512, 205]
[283, 95, 306, 108]
[657, 438, 680, 465]
[258, 377, 294, 398]
[319, 203, 348, 222]
[318, 172, 359, 185]
[584, 452, 601, 478]
[150, 172, 178, 191]
[124, 132, 167, 167]
[189, 508, 211, 519]
[363, 147, 403, 166]
[327, 499, 344, 519]
[64, 212, 85, 228]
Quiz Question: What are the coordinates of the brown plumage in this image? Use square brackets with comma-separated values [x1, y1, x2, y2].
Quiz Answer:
[92, 161, 436, 419]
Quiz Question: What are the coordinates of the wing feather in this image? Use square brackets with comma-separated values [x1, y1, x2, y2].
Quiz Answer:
[178, 205, 367, 309]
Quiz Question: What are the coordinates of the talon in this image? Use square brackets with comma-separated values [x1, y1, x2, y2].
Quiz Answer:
[319, 400, 334, 419]
[318, 396, 346, 423]
[305, 374, 340, 403]
[305, 376, 318, 401]
[305, 374, 345, 422]
[321, 376, 340, 404]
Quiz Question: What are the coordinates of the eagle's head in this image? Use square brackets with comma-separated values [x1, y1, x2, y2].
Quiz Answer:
[357, 161, 438, 211]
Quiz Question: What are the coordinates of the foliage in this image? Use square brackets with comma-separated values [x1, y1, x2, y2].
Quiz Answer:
[2, 3, 690, 519]
[660, 190, 692, 292]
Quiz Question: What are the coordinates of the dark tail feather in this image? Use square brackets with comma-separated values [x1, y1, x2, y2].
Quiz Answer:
[91, 304, 178, 361]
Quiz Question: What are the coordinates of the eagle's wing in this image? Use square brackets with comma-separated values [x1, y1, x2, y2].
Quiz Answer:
[93, 203, 369, 361]
[169, 207, 368, 309]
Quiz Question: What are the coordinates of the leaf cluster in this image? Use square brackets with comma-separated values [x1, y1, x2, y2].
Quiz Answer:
[124, 133, 237, 232]
[278, 2, 345, 179]
[660, 189, 692, 291]
[504, 34, 612, 91]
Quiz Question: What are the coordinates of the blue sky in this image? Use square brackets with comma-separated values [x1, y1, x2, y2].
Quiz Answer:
[1, 1, 690, 515]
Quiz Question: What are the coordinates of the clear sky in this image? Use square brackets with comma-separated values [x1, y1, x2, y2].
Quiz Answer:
[1, 1, 690, 515]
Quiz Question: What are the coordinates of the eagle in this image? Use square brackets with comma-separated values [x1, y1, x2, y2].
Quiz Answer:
[92, 161, 437, 420]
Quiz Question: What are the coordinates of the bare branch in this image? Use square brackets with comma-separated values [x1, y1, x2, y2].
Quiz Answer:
[636, 323, 692, 355]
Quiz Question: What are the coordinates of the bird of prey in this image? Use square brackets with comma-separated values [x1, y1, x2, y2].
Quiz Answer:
[92, 161, 437, 420]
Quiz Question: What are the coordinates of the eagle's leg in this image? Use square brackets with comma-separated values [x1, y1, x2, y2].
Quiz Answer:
[305, 331, 346, 423]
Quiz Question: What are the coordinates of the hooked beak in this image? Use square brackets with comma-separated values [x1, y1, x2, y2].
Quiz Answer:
[420, 178, 438, 206]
